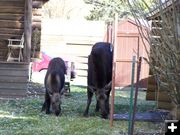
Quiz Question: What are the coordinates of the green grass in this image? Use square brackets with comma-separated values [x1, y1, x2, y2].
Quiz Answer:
[0, 86, 164, 135]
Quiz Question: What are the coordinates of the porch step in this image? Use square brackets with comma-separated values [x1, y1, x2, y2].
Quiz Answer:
[0, 62, 29, 98]
[0, 47, 8, 61]
[0, 48, 7, 53]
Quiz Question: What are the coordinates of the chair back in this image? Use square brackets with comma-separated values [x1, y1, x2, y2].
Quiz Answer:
[20, 33, 24, 46]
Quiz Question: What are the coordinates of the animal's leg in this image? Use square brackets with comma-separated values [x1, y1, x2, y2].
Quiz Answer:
[101, 91, 111, 119]
[95, 100, 100, 112]
[83, 88, 93, 117]
[105, 99, 110, 115]
[41, 101, 46, 112]
[106, 91, 111, 114]
[41, 90, 48, 112]
[44, 92, 51, 114]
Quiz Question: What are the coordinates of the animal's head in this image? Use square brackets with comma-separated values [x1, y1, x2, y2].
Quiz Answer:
[47, 72, 64, 116]
[88, 81, 112, 118]
[49, 92, 62, 116]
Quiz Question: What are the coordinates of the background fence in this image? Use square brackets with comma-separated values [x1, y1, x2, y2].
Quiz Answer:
[41, 19, 107, 86]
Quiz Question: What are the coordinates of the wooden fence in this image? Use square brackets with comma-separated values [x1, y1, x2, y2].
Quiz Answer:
[41, 19, 106, 85]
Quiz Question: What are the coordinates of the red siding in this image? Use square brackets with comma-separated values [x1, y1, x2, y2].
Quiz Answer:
[114, 19, 149, 88]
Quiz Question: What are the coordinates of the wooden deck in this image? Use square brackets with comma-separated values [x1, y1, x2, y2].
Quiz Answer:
[0, 0, 49, 98]
[0, 61, 29, 98]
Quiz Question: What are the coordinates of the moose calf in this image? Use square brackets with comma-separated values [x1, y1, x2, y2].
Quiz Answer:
[41, 57, 66, 116]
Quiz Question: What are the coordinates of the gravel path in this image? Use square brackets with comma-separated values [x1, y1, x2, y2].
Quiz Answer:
[27, 82, 45, 96]
[28, 71, 87, 97]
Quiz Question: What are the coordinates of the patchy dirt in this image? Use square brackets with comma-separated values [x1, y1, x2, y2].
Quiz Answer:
[28, 71, 86, 97]
[27, 82, 45, 96]
[27, 80, 72, 97]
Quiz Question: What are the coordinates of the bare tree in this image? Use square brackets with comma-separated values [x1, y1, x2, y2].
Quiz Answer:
[128, 0, 180, 115]
[42, 0, 90, 19]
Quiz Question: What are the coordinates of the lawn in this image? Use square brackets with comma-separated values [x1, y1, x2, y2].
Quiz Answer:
[0, 85, 164, 135]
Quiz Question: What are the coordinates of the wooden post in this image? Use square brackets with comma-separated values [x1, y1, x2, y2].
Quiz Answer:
[128, 56, 136, 135]
[24, 0, 32, 63]
[130, 57, 142, 134]
[107, 22, 113, 43]
[110, 13, 118, 127]
[106, 23, 109, 43]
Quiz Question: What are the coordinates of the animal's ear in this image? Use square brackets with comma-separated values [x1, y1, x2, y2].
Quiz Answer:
[104, 81, 112, 91]
[88, 85, 96, 93]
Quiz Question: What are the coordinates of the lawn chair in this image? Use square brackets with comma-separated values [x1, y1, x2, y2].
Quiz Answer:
[64, 61, 71, 93]
[7, 33, 24, 62]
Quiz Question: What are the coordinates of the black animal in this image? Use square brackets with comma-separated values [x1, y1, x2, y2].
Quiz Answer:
[41, 57, 66, 116]
[84, 42, 113, 119]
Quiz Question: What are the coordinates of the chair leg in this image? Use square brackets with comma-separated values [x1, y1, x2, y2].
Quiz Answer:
[18, 49, 20, 62]
[20, 48, 23, 61]
[7, 48, 12, 61]
[18, 48, 21, 62]
[18, 48, 23, 62]
[7, 47, 23, 62]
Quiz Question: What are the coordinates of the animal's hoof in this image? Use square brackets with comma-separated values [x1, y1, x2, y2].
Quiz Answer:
[83, 113, 89, 117]
[101, 114, 108, 119]
[41, 104, 46, 112]
[55, 111, 60, 116]
[46, 111, 51, 114]
[95, 109, 100, 112]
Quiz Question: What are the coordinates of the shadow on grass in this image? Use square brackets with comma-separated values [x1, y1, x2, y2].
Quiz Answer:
[63, 87, 156, 118]
[0, 85, 156, 120]
[0, 85, 163, 135]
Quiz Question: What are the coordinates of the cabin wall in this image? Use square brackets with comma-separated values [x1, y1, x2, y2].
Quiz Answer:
[0, 62, 29, 98]
[146, 70, 173, 110]
[146, 17, 173, 110]
[0, 0, 25, 61]
[146, 1, 180, 110]
[31, 0, 44, 59]
[0, 0, 48, 98]
[0, 0, 45, 61]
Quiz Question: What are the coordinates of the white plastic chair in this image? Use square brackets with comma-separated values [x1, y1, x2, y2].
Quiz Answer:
[7, 33, 24, 62]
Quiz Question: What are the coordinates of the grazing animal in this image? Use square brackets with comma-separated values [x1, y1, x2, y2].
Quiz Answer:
[84, 42, 113, 119]
[41, 57, 66, 116]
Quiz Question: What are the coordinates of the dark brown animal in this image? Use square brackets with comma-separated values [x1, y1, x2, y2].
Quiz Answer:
[84, 42, 113, 119]
[41, 57, 66, 116]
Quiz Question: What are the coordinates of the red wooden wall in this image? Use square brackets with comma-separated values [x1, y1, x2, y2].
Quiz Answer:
[113, 19, 149, 88]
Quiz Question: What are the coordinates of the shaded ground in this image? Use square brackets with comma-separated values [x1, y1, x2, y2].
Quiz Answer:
[27, 82, 45, 96]
[0, 82, 166, 135]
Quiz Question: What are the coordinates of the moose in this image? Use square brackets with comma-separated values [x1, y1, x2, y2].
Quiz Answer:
[41, 57, 66, 116]
[84, 42, 113, 119]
